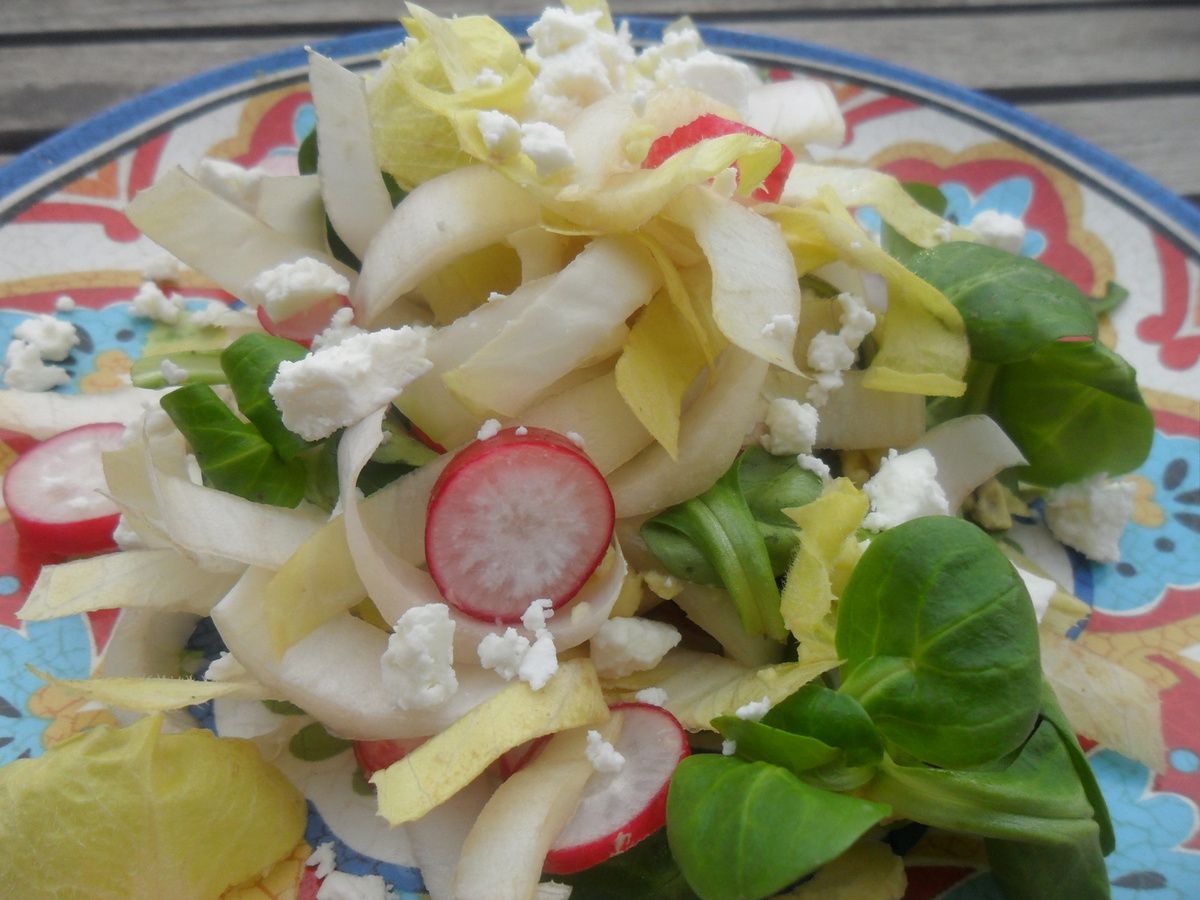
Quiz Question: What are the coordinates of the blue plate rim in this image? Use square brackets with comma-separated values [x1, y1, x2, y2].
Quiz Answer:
[0, 15, 1197, 261]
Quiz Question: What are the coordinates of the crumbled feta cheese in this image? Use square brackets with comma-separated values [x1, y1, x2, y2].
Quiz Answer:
[525, 8, 637, 125]
[196, 157, 265, 208]
[643, 570, 682, 600]
[380, 604, 458, 711]
[245, 257, 350, 321]
[566, 430, 586, 449]
[477, 628, 532, 681]
[270, 326, 432, 441]
[515, 425, 529, 436]
[639, 24, 760, 114]
[862, 448, 950, 531]
[1016, 566, 1057, 623]
[760, 313, 797, 340]
[635, 687, 668, 707]
[112, 515, 146, 551]
[13, 314, 78, 361]
[589, 617, 681, 679]
[970, 210, 1026, 255]
[735, 696, 771, 722]
[141, 251, 182, 282]
[477, 418, 502, 441]
[521, 597, 556, 633]
[2, 340, 69, 391]
[186, 300, 234, 329]
[836, 291, 876, 345]
[307, 842, 337, 879]
[761, 397, 819, 456]
[477, 110, 522, 157]
[796, 453, 831, 481]
[54, 294, 76, 312]
[934, 221, 954, 243]
[804, 292, 876, 407]
[632, 90, 648, 115]
[317, 871, 393, 900]
[311, 306, 363, 352]
[721, 739, 738, 756]
[204, 651, 247, 683]
[130, 280, 185, 324]
[474, 66, 504, 88]
[517, 629, 559, 690]
[160, 358, 188, 385]
[519, 121, 576, 178]
[806, 331, 856, 376]
[585, 729, 626, 774]
[1044, 475, 1135, 563]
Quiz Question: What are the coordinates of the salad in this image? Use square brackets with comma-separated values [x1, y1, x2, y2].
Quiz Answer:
[0, 2, 1165, 898]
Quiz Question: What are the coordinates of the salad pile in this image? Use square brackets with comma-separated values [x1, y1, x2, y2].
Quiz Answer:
[0, 2, 1163, 898]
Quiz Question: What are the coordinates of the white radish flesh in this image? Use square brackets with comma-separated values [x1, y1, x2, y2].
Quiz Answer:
[425, 427, 615, 623]
[545, 703, 690, 874]
[3, 422, 125, 556]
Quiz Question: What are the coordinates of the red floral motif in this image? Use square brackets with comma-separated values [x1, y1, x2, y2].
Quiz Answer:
[875, 156, 1099, 294]
[842, 96, 918, 145]
[1150, 655, 1200, 851]
[1137, 233, 1200, 371]
[230, 91, 312, 169]
[12, 134, 169, 242]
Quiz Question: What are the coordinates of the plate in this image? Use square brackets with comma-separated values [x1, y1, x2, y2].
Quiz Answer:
[1, 17, 1198, 898]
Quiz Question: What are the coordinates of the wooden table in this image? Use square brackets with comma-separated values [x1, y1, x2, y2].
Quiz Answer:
[1, 0, 1197, 208]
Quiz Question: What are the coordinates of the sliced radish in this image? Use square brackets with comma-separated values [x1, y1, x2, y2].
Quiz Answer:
[2, 422, 125, 557]
[642, 114, 794, 203]
[543, 703, 690, 875]
[256, 293, 347, 347]
[353, 736, 427, 779]
[425, 426, 615, 624]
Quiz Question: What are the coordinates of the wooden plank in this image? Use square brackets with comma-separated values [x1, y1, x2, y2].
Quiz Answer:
[0, 0, 1143, 35]
[1, 6, 1196, 133]
[1022, 95, 1200, 196]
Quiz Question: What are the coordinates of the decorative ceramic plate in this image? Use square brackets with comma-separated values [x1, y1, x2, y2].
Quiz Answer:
[1, 17, 1197, 899]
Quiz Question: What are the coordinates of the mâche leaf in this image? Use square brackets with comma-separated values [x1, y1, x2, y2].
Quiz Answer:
[836, 516, 1042, 768]
[666, 755, 889, 900]
[220, 333, 312, 461]
[160, 383, 307, 508]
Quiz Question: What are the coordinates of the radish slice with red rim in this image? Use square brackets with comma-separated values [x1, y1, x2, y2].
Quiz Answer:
[543, 702, 690, 875]
[255, 293, 347, 348]
[425, 427, 615, 624]
[2, 421, 125, 557]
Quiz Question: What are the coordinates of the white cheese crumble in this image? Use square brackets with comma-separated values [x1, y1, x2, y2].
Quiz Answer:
[54, 294, 76, 312]
[635, 686, 668, 707]
[476, 418, 502, 441]
[196, 157, 265, 209]
[380, 604, 458, 711]
[307, 842, 337, 879]
[311, 306, 364, 352]
[477, 109, 522, 157]
[1016, 566, 1057, 623]
[735, 696, 771, 722]
[130, 280, 185, 324]
[317, 871, 394, 900]
[159, 358, 188, 385]
[474, 66, 504, 88]
[934, 221, 954, 243]
[585, 729, 626, 774]
[761, 397, 819, 456]
[270, 326, 432, 441]
[515, 425, 529, 436]
[521, 597, 555, 633]
[477, 628, 532, 681]
[796, 453, 832, 481]
[760, 313, 797, 340]
[13, 314, 78, 361]
[519, 121, 576, 177]
[566, 430, 586, 449]
[142, 251, 183, 282]
[1044, 475, 1135, 563]
[518, 629, 560, 690]
[244, 257, 350, 321]
[721, 739, 738, 756]
[862, 448, 950, 531]
[525, 7, 637, 125]
[589, 617, 681, 679]
[638, 24, 760, 114]
[970, 210, 1026, 255]
[2, 340, 69, 391]
[804, 292, 876, 406]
